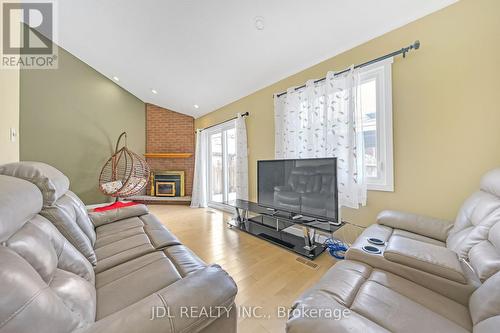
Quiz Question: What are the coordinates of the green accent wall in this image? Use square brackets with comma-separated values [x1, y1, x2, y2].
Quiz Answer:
[20, 45, 145, 204]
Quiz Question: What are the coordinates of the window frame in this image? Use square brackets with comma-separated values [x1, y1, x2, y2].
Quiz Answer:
[358, 57, 394, 192]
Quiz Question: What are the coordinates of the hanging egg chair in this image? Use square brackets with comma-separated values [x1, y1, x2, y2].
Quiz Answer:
[99, 132, 150, 199]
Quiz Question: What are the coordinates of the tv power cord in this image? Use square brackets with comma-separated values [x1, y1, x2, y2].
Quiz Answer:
[324, 238, 349, 260]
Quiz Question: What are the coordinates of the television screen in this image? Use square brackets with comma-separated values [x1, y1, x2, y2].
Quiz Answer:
[257, 158, 338, 223]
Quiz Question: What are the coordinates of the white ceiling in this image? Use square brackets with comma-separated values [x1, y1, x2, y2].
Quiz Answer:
[55, 0, 457, 118]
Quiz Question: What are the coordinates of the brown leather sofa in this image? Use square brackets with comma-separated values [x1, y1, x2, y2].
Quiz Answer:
[287, 169, 500, 332]
[0, 162, 238, 333]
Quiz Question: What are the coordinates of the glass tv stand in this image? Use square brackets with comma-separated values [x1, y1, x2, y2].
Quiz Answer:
[224, 199, 344, 260]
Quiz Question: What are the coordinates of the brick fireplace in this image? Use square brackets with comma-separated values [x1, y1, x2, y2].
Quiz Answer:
[145, 104, 195, 198]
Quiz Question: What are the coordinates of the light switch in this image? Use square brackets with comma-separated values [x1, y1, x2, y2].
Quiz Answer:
[10, 128, 17, 142]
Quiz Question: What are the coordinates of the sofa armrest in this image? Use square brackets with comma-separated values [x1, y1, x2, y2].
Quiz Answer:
[384, 236, 466, 283]
[88, 204, 150, 227]
[75, 265, 237, 333]
[377, 210, 453, 242]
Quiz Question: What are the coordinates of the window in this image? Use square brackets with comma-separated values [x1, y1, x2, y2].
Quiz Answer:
[358, 58, 394, 191]
[205, 121, 237, 209]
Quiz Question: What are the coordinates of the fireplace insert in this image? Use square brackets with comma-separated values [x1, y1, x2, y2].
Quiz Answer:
[150, 170, 185, 197]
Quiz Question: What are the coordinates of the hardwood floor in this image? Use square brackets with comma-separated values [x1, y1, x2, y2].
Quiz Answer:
[148, 204, 339, 333]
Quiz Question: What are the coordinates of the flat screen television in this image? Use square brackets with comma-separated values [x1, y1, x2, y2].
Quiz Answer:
[257, 158, 338, 224]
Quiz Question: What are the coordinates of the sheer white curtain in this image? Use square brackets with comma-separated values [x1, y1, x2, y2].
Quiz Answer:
[190, 130, 208, 208]
[235, 113, 249, 200]
[274, 67, 367, 209]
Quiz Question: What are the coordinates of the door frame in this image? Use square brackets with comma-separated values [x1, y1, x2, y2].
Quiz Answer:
[204, 119, 236, 212]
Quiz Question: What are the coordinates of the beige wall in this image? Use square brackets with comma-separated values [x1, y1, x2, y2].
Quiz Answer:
[196, 0, 500, 227]
[20, 46, 145, 204]
[0, 67, 20, 164]
[0, 0, 20, 164]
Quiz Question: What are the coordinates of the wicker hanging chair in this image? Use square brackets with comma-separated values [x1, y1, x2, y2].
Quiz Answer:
[99, 132, 150, 199]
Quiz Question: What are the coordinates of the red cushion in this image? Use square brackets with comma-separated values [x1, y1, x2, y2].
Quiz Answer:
[93, 201, 139, 212]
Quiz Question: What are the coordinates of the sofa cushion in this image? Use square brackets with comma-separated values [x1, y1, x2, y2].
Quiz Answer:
[377, 210, 453, 242]
[0, 175, 97, 331]
[469, 270, 500, 326]
[94, 226, 145, 248]
[76, 265, 237, 333]
[163, 245, 206, 277]
[49, 268, 97, 324]
[384, 235, 466, 283]
[6, 219, 59, 283]
[287, 290, 389, 333]
[95, 252, 182, 319]
[0, 175, 43, 242]
[141, 214, 182, 248]
[0, 247, 81, 333]
[0, 161, 69, 206]
[41, 191, 97, 265]
[94, 214, 181, 249]
[94, 233, 155, 273]
[6, 217, 98, 324]
[480, 168, 500, 199]
[448, 191, 500, 259]
[0, 163, 99, 266]
[351, 279, 470, 332]
[469, 221, 500, 282]
[392, 229, 446, 246]
[95, 216, 144, 235]
[365, 270, 471, 330]
[288, 260, 471, 333]
[88, 204, 149, 227]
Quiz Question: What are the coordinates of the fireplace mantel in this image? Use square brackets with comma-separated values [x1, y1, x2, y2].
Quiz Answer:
[144, 152, 193, 159]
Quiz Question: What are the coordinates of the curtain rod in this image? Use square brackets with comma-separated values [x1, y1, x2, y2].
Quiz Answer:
[275, 40, 420, 98]
[196, 112, 249, 132]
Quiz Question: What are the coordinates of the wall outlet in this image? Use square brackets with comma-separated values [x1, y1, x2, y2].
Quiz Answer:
[10, 128, 17, 142]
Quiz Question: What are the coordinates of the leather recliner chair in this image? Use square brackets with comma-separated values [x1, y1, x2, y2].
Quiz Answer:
[273, 164, 336, 217]
[345, 168, 500, 304]
[0, 162, 238, 333]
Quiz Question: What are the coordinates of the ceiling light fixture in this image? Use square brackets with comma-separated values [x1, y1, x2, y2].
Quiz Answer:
[254, 16, 265, 30]
[151, 89, 158, 94]
[113, 76, 119, 82]
[193, 104, 199, 109]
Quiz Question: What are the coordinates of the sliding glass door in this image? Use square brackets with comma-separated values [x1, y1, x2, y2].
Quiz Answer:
[206, 121, 236, 208]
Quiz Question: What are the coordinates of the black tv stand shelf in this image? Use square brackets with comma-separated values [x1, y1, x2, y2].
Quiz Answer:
[224, 199, 344, 260]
